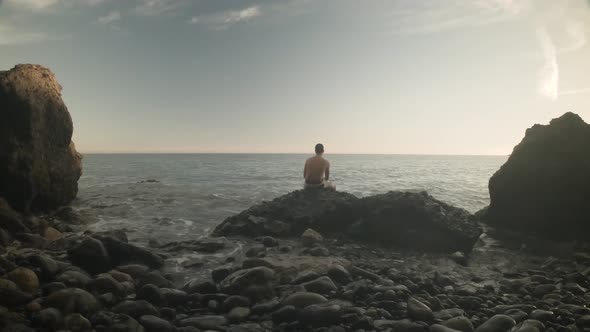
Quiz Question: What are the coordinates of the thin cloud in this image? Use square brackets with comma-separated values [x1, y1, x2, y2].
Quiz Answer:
[98, 11, 121, 24]
[133, 0, 186, 16]
[191, 5, 263, 30]
[536, 27, 559, 101]
[4, 0, 106, 10]
[385, 0, 528, 35]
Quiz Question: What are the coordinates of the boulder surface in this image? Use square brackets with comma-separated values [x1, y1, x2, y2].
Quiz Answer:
[0, 64, 82, 212]
[213, 189, 481, 252]
[484, 112, 590, 241]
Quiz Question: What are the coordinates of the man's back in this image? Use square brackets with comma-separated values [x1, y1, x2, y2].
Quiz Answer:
[304, 155, 330, 184]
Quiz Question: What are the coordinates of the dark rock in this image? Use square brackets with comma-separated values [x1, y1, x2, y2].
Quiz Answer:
[87, 275, 125, 297]
[530, 310, 554, 322]
[228, 307, 251, 322]
[301, 228, 323, 247]
[0, 199, 29, 233]
[138, 271, 172, 289]
[64, 313, 91, 332]
[0, 64, 82, 212]
[46, 288, 100, 315]
[302, 276, 337, 294]
[32, 308, 63, 330]
[300, 302, 343, 327]
[160, 288, 188, 306]
[0, 287, 33, 306]
[137, 285, 166, 307]
[262, 236, 279, 247]
[475, 315, 516, 332]
[96, 236, 164, 269]
[443, 316, 475, 332]
[139, 315, 173, 332]
[55, 269, 91, 288]
[327, 264, 352, 284]
[213, 190, 359, 237]
[220, 267, 275, 301]
[222, 295, 251, 312]
[431, 325, 464, 332]
[212, 266, 233, 283]
[251, 299, 279, 315]
[214, 189, 481, 252]
[183, 279, 217, 294]
[180, 315, 228, 330]
[67, 237, 111, 274]
[112, 300, 159, 318]
[408, 297, 434, 322]
[115, 264, 150, 279]
[110, 314, 144, 332]
[484, 112, 590, 241]
[14, 233, 48, 249]
[281, 291, 328, 309]
[42, 281, 66, 295]
[26, 254, 58, 280]
[245, 245, 266, 258]
[513, 320, 545, 332]
[356, 191, 481, 252]
[272, 305, 297, 323]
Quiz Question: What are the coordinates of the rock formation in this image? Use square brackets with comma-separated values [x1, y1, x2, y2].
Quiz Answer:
[213, 189, 481, 252]
[484, 112, 590, 241]
[0, 64, 82, 212]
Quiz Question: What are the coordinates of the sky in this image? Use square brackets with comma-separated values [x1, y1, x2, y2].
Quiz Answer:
[1, 0, 590, 155]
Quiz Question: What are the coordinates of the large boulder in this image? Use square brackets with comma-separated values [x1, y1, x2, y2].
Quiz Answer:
[213, 189, 360, 238]
[354, 191, 481, 252]
[214, 189, 481, 252]
[484, 112, 590, 241]
[0, 64, 82, 212]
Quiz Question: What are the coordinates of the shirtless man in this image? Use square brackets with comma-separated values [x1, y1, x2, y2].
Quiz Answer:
[303, 143, 336, 190]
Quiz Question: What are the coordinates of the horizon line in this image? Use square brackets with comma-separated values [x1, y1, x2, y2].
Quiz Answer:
[79, 151, 508, 157]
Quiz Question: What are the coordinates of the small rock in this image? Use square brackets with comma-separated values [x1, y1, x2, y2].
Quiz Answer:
[139, 314, 174, 332]
[272, 305, 297, 323]
[228, 307, 251, 322]
[7, 267, 39, 291]
[408, 298, 434, 322]
[180, 315, 228, 330]
[262, 236, 279, 247]
[302, 276, 337, 295]
[328, 264, 352, 284]
[46, 288, 100, 315]
[222, 295, 251, 312]
[301, 228, 323, 247]
[67, 237, 111, 274]
[112, 300, 159, 318]
[137, 284, 167, 307]
[475, 315, 516, 332]
[443, 316, 475, 332]
[281, 291, 328, 309]
[64, 313, 91, 332]
[33, 308, 63, 330]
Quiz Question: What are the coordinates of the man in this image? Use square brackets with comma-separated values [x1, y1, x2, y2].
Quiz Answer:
[304, 143, 336, 190]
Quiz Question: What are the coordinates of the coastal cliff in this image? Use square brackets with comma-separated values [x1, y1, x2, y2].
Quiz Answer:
[0, 64, 82, 213]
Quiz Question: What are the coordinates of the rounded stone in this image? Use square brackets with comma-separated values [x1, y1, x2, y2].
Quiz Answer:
[7, 267, 39, 291]
[407, 298, 434, 322]
[46, 288, 100, 315]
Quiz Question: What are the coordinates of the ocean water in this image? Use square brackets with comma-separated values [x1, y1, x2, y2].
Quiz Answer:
[75, 154, 506, 245]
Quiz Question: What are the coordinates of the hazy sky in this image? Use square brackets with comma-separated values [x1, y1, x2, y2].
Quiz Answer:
[1, 0, 589, 154]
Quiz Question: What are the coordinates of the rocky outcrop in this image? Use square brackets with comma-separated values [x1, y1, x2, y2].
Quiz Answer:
[484, 112, 590, 241]
[0, 64, 82, 212]
[213, 189, 481, 252]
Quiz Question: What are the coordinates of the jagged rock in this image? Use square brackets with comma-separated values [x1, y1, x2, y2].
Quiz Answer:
[484, 112, 590, 241]
[0, 64, 82, 212]
[97, 235, 164, 269]
[213, 190, 360, 237]
[0, 198, 29, 233]
[214, 189, 481, 252]
[355, 191, 481, 252]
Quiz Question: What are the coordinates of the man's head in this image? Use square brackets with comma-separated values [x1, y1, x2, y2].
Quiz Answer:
[315, 143, 324, 155]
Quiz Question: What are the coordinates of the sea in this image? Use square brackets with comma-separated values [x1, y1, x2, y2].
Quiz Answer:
[75, 154, 506, 246]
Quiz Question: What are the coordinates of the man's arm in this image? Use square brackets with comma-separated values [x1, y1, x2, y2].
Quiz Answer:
[325, 162, 330, 181]
[303, 160, 308, 179]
